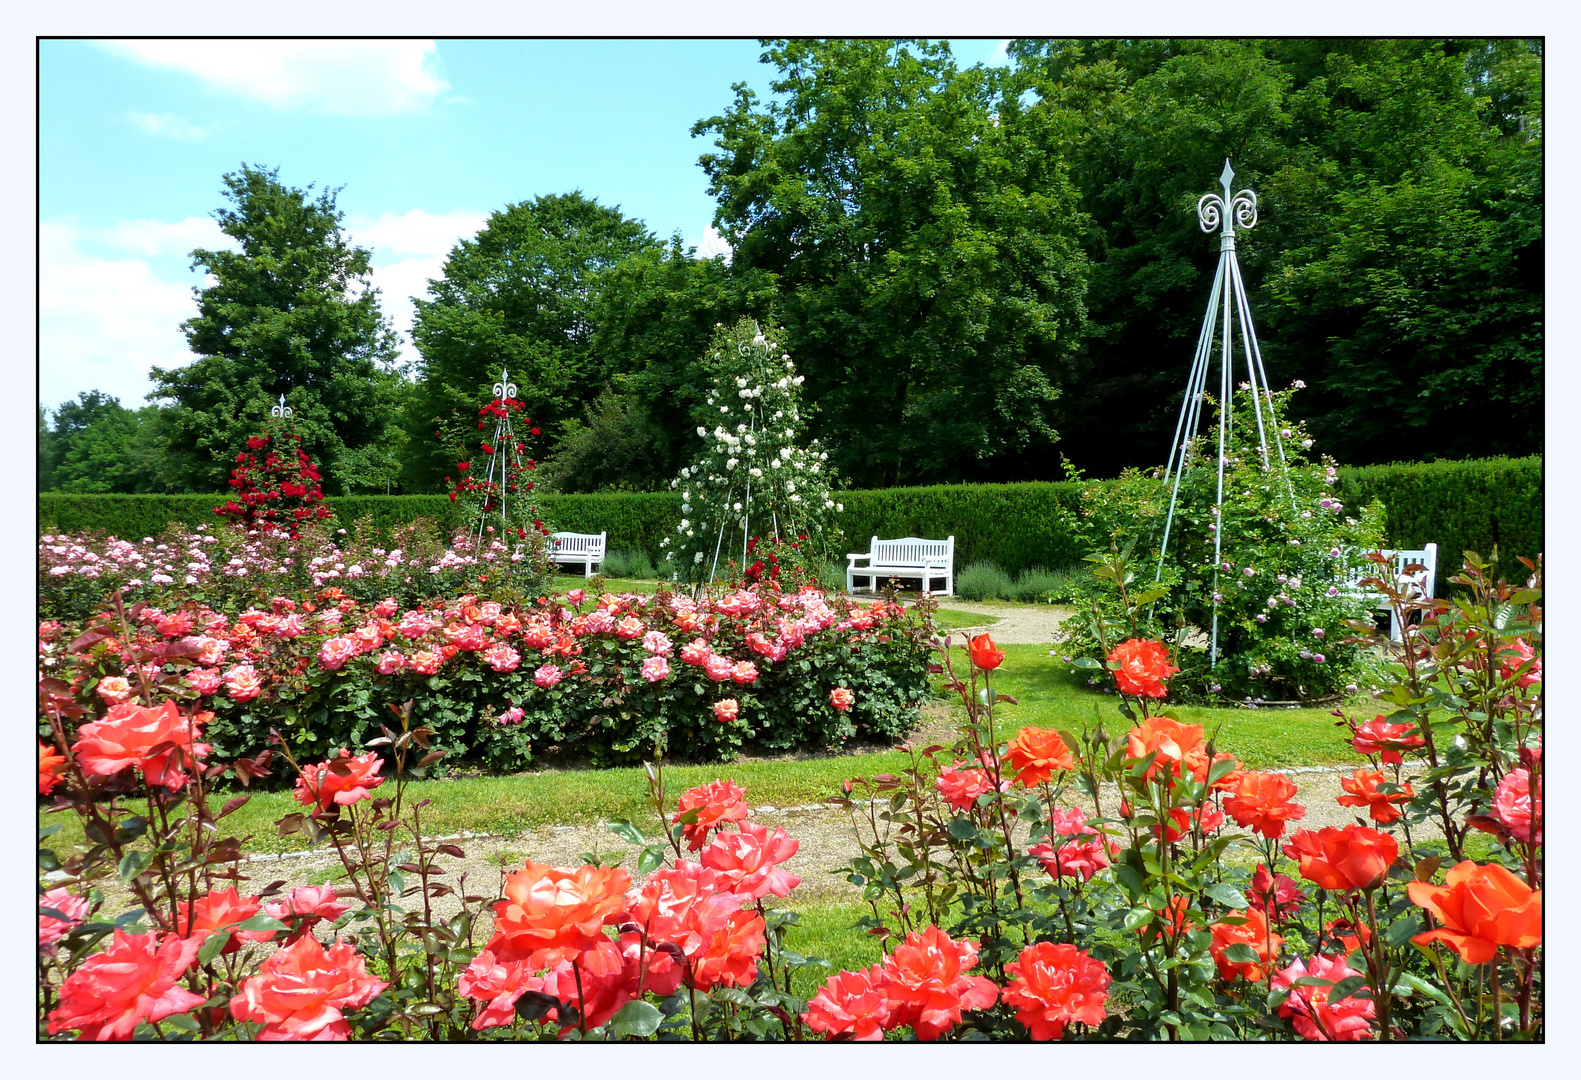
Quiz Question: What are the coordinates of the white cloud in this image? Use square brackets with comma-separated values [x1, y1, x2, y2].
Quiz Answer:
[694, 225, 733, 264]
[39, 221, 206, 411]
[346, 209, 486, 260]
[127, 111, 210, 139]
[99, 40, 449, 117]
[96, 216, 228, 258]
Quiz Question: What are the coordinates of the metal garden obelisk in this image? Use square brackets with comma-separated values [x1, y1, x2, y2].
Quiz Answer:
[1155, 160, 1294, 665]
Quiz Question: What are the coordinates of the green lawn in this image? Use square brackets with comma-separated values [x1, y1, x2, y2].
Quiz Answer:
[40, 639, 1364, 857]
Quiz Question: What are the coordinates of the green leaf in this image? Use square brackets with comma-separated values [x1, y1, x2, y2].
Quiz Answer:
[607, 999, 662, 1038]
[1327, 975, 1370, 1005]
[637, 846, 666, 876]
[606, 819, 646, 846]
[947, 818, 978, 841]
[1071, 656, 1104, 670]
[118, 850, 153, 882]
[1223, 943, 1261, 965]
[237, 914, 289, 933]
[1204, 883, 1249, 910]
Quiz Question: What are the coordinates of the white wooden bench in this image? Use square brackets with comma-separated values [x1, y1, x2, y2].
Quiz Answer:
[1341, 544, 1438, 642]
[549, 531, 606, 578]
[846, 536, 955, 596]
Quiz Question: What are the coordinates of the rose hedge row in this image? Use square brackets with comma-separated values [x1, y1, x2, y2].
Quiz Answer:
[41, 586, 935, 773]
[39, 456, 1540, 591]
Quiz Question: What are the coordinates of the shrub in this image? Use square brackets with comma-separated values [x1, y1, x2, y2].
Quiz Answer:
[956, 561, 1014, 601]
[1010, 567, 1062, 603]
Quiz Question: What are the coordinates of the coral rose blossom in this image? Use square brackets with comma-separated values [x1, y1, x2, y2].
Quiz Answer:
[95, 675, 133, 703]
[174, 888, 271, 954]
[1336, 768, 1414, 824]
[223, 663, 264, 702]
[1209, 908, 1285, 981]
[704, 654, 735, 682]
[409, 650, 441, 675]
[802, 964, 894, 1040]
[457, 949, 535, 1031]
[713, 697, 740, 723]
[1499, 638, 1541, 688]
[526, 933, 685, 1035]
[1283, 825, 1398, 892]
[38, 887, 92, 948]
[673, 779, 750, 851]
[1272, 954, 1375, 1041]
[483, 642, 521, 673]
[968, 632, 1004, 670]
[263, 885, 352, 943]
[641, 656, 671, 683]
[39, 740, 66, 795]
[534, 663, 563, 689]
[1003, 727, 1075, 787]
[1407, 860, 1542, 963]
[829, 686, 855, 712]
[936, 760, 1005, 813]
[1350, 716, 1425, 766]
[880, 925, 1000, 1041]
[1124, 716, 1208, 784]
[1493, 768, 1541, 845]
[486, 861, 632, 970]
[1224, 771, 1307, 839]
[700, 820, 802, 899]
[1029, 808, 1118, 881]
[293, 748, 386, 811]
[230, 935, 387, 1040]
[631, 863, 766, 991]
[48, 929, 207, 1040]
[1002, 941, 1111, 1040]
[1107, 638, 1178, 698]
[72, 701, 211, 790]
[317, 636, 358, 671]
[1248, 864, 1307, 920]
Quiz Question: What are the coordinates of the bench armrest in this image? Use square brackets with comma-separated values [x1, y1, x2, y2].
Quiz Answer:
[846, 553, 872, 565]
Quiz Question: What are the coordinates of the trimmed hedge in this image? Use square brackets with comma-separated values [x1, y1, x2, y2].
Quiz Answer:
[39, 456, 1541, 594]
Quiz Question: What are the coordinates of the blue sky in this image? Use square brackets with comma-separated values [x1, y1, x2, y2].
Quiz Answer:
[39, 38, 1012, 415]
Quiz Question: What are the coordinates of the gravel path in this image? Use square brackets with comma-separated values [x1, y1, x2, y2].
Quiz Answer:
[854, 596, 1074, 645]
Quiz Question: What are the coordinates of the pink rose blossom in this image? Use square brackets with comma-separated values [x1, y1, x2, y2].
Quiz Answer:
[375, 650, 407, 675]
[704, 654, 735, 682]
[731, 661, 759, 685]
[642, 630, 673, 656]
[641, 656, 671, 683]
[484, 643, 522, 673]
[318, 636, 358, 671]
[534, 663, 564, 689]
[714, 698, 740, 723]
[224, 664, 264, 703]
[409, 650, 441, 676]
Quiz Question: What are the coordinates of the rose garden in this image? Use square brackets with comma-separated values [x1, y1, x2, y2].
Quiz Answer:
[35, 306, 1543, 1043]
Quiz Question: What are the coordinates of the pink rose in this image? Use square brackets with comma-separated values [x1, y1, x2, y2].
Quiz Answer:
[714, 698, 740, 723]
[680, 638, 712, 666]
[615, 616, 644, 640]
[704, 654, 734, 682]
[642, 630, 673, 656]
[830, 687, 855, 712]
[96, 676, 133, 703]
[484, 643, 522, 673]
[187, 667, 223, 695]
[409, 650, 441, 676]
[534, 663, 564, 689]
[318, 636, 357, 671]
[731, 661, 759, 685]
[224, 664, 264, 702]
[641, 656, 671, 683]
[375, 650, 407, 675]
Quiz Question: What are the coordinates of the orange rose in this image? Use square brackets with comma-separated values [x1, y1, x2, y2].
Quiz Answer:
[1336, 769, 1414, 825]
[673, 779, 750, 851]
[72, 701, 211, 790]
[1107, 638, 1178, 698]
[1003, 727, 1075, 787]
[1407, 860, 1542, 963]
[1124, 716, 1208, 784]
[1209, 908, 1285, 981]
[968, 633, 1005, 671]
[1223, 771, 1307, 839]
[292, 749, 386, 812]
[1283, 826, 1398, 892]
[229, 934, 386, 1040]
[486, 861, 631, 970]
[39, 740, 66, 795]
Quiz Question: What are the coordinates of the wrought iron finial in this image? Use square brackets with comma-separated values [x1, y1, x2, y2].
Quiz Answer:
[270, 394, 293, 419]
[492, 367, 518, 401]
[1197, 158, 1258, 250]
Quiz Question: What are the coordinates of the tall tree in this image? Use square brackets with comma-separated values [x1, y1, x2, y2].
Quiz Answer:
[403, 192, 662, 490]
[44, 392, 181, 493]
[1009, 38, 1542, 473]
[694, 39, 1091, 487]
[151, 165, 404, 493]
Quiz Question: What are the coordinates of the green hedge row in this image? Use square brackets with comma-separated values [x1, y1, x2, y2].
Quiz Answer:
[39, 456, 1541, 593]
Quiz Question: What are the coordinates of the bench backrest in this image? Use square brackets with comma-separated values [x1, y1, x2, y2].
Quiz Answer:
[550, 531, 607, 556]
[1344, 544, 1438, 598]
[870, 536, 954, 564]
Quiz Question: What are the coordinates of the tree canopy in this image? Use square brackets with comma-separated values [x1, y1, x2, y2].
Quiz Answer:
[150, 164, 404, 494]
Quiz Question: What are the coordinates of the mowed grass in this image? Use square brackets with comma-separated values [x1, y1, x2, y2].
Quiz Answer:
[934, 642, 1362, 770]
[40, 639, 1362, 857]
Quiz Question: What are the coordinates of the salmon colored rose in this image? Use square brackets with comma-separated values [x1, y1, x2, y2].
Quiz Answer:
[1108, 638, 1178, 698]
[1029, 807, 1119, 881]
[1003, 726, 1075, 787]
[38, 887, 92, 948]
[230, 935, 387, 1040]
[1407, 860, 1542, 963]
[293, 748, 386, 812]
[1002, 942, 1110, 1041]
[1493, 768, 1541, 845]
[829, 686, 855, 711]
[1124, 716, 1208, 784]
[1283, 826, 1398, 892]
[1137, 895, 1197, 945]
[968, 632, 1005, 671]
[174, 887, 272, 954]
[936, 760, 1007, 813]
[699, 820, 802, 900]
[673, 779, 750, 852]
[1336, 768, 1414, 824]
[880, 925, 1000, 1041]
[631, 862, 765, 992]
[1350, 716, 1425, 766]
[263, 885, 352, 943]
[486, 861, 632, 971]
[1209, 908, 1285, 982]
[39, 740, 66, 795]
[72, 701, 211, 791]
[1224, 771, 1307, 839]
[1247, 864, 1306, 921]
[1272, 954, 1375, 1041]
[802, 964, 894, 1041]
[47, 929, 207, 1040]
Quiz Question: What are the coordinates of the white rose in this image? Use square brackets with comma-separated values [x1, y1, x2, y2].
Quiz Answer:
[750, 467, 762, 478]
[836, 503, 844, 512]
[780, 447, 793, 460]
[697, 426, 707, 437]
[790, 494, 801, 503]
[737, 376, 748, 388]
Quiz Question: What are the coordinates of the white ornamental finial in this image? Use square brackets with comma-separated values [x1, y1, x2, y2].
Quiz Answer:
[1197, 158, 1258, 251]
[270, 394, 293, 419]
[492, 366, 518, 401]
